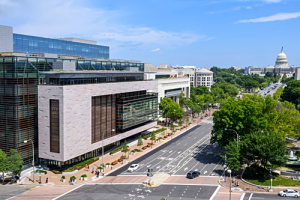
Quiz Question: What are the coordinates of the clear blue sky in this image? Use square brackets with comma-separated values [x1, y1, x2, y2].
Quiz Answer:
[1, 0, 299, 68]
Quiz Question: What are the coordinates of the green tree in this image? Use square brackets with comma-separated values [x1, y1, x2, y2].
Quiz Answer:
[281, 80, 300, 106]
[195, 86, 210, 96]
[243, 131, 287, 177]
[170, 123, 175, 135]
[211, 95, 278, 148]
[185, 117, 190, 128]
[179, 93, 186, 107]
[0, 149, 8, 183]
[265, 72, 273, 78]
[159, 97, 184, 124]
[122, 140, 129, 154]
[220, 139, 240, 172]
[178, 119, 183, 127]
[7, 149, 23, 176]
[273, 87, 284, 100]
[150, 131, 156, 142]
[137, 136, 143, 149]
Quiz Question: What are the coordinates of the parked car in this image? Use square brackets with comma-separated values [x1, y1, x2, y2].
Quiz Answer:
[127, 164, 139, 172]
[267, 91, 270, 93]
[186, 171, 200, 179]
[278, 189, 299, 197]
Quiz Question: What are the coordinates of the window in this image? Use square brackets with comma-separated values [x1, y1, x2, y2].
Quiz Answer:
[202, 82, 205, 86]
[50, 99, 60, 153]
[202, 77, 206, 81]
[207, 77, 210, 81]
[207, 82, 210, 86]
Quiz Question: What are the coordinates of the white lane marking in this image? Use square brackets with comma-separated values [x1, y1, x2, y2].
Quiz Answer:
[249, 193, 253, 200]
[178, 151, 181, 154]
[200, 164, 208, 172]
[52, 185, 83, 200]
[156, 166, 160, 169]
[137, 195, 145, 198]
[184, 167, 188, 171]
[240, 193, 245, 200]
[195, 169, 198, 171]
[204, 171, 207, 174]
[147, 165, 151, 167]
[209, 185, 221, 200]
[208, 158, 223, 176]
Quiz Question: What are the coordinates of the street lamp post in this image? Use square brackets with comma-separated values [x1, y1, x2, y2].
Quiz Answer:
[224, 128, 239, 149]
[24, 139, 34, 183]
[227, 169, 232, 200]
[102, 129, 115, 173]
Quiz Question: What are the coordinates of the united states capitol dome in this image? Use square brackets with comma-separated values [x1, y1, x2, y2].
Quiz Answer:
[275, 47, 288, 67]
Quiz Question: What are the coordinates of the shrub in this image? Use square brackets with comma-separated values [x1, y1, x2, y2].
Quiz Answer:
[61, 176, 66, 179]
[296, 151, 300, 157]
[143, 128, 166, 140]
[81, 174, 87, 177]
[36, 170, 47, 174]
[62, 157, 98, 172]
[70, 176, 76, 180]
[105, 163, 110, 165]
[97, 166, 103, 169]
[131, 150, 136, 153]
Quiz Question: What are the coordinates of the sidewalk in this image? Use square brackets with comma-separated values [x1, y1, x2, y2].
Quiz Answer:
[20, 111, 214, 186]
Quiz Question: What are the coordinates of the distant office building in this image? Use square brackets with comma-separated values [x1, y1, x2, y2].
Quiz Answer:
[244, 47, 297, 77]
[295, 68, 300, 80]
[195, 68, 214, 89]
[144, 63, 190, 103]
[0, 25, 109, 58]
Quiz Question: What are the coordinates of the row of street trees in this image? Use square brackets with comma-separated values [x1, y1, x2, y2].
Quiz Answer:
[0, 149, 23, 182]
[211, 94, 300, 175]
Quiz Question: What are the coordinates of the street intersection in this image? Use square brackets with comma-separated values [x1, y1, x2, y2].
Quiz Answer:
[111, 117, 224, 177]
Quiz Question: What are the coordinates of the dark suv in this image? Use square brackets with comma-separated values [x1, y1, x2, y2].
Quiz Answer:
[186, 171, 200, 179]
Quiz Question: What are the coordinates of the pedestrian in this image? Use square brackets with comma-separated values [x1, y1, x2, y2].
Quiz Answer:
[88, 165, 89, 170]
[111, 166, 113, 170]
[46, 177, 48, 183]
[85, 164, 87, 171]
[224, 176, 226, 182]
[232, 177, 235, 183]
[72, 178, 75, 185]
[236, 181, 239, 187]
[92, 167, 94, 174]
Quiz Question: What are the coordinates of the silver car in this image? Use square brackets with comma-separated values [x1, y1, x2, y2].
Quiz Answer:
[278, 189, 299, 197]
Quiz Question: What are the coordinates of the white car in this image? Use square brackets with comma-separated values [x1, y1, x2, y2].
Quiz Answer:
[127, 164, 139, 172]
[278, 189, 299, 197]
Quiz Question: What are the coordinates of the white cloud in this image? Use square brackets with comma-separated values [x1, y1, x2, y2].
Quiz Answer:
[236, 11, 300, 23]
[151, 48, 163, 53]
[264, 0, 281, 4]
[0, 0, 207, 53]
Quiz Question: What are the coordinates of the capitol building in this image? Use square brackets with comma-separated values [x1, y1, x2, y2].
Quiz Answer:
[244, 47, 297, 77]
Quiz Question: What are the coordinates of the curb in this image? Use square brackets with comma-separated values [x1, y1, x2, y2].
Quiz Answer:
[240, 167, 300, 189]
[22, 119, 205, 188]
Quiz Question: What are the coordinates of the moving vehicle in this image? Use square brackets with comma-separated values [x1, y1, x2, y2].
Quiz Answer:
[278, 189, 299, 197]
[186, 171, 200, 179]
[267, 91, 270, 93]
[127, 164, 139, 172]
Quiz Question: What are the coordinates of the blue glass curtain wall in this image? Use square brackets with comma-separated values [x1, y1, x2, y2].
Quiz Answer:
[13, 34, 109, 59]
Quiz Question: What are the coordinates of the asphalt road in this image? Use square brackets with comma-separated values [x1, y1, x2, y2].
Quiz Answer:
[0, 185, 32, 200]
[58, 184, 218, 200]
[110, 117, 224, 177]
[257, 82, 285, 98]
[243, 192, 284, 200]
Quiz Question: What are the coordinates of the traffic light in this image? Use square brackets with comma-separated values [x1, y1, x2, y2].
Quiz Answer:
[148, 168, 153, 172]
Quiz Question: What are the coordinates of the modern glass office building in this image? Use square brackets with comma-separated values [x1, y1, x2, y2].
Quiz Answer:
[0, 24, 109, 59]
[13, 34, 109, 58]
[0, 54, 146, 168]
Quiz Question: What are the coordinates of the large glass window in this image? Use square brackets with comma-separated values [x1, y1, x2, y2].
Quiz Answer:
[50, 99, 60, 153]
[13, 34, 109, 59]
